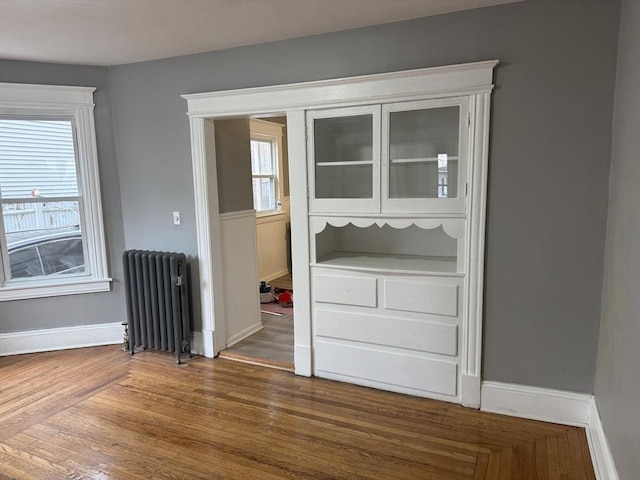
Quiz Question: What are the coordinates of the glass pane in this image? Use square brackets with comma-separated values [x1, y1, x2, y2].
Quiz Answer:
[39, 237, 85, 276]
[0, 119, 79, 200]
[389, 161, 458, 199]
[252, 177, 275, 212]
[388, 106, 459, 199]
[314, 115, 373, 164]
[8, 246, 42, 278]
[250, 140, 274, 175]
[315, 164, 373, 199]
[3, 201, 85, 279]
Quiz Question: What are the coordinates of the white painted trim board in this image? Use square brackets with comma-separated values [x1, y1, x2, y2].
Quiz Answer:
[586, 398, 620, 480]
[1, 324, 210, 364]
[0, 322, 123, 356]
[481, 380, 592, 426]
[481, 381, 619, 480]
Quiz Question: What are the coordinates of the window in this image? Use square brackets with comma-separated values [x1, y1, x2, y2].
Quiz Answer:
[0, 83, 110, 301]
[251, 139, 277, 212]
[249, 119, 284, 214]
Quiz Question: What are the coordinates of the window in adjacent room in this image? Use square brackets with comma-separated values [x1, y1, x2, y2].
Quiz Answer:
[0, 83, 110, 301]
[250, 119, 284, 214]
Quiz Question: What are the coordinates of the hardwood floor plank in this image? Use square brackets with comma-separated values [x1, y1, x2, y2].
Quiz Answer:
[535, 436, 550, 480]
[580, 430, 597, 480]
[85, 387, 472, 479]
[0, 443, 77, 479]
[0, 347, 596, 480]
[565, 429, 587, 480]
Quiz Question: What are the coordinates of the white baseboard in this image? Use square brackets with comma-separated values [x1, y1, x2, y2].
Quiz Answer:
[481, 381, 592, 427]
[481, 381, 620, 480]
[586, 398, 619, 480]
[226, 322, 263, 348]
[0, 322, 123, 356]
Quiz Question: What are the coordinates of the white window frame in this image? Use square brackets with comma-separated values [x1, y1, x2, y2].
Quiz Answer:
[0, 83, 111, 301]
[250, 119, 284, 216]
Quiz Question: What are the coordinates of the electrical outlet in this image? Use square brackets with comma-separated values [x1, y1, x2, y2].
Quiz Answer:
[173, 211, 181, 225]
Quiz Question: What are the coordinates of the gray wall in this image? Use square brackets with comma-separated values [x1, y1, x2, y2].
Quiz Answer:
[594, 1, 640, 478]
[107, 0, 619, 392]
[0, 61, 126, 332]
[214, 119, 253, 214]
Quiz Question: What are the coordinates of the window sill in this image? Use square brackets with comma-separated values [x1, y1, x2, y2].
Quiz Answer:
[0, 278, 112, 302]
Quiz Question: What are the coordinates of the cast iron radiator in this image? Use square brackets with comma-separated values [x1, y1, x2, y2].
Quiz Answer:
[123, 250, 192, 364]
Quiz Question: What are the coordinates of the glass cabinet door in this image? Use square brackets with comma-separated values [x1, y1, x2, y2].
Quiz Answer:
[382, 98, 469, 213]
[308, 105, 380, 212]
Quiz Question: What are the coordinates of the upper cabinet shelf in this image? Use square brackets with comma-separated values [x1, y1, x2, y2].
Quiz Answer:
[316, 160, 373, 166]
[391, 156, 459, 164]
[307, 97, 470, 214]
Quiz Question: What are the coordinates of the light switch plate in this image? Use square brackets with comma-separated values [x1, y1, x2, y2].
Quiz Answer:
[173, 211, 181, 225]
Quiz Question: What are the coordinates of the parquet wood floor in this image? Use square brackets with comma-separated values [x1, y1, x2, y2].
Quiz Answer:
[0, 346, 595, 479]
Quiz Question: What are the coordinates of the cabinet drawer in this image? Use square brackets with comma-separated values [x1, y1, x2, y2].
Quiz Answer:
[384, 280, 458, 317]
[315, 341, 458, 396]
[314, 274, 377, 307]
[316, 309, 457, 356]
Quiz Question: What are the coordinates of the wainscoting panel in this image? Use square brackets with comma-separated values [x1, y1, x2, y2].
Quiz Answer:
[220, 210, 262, 346]
[256, 212, 289, 282]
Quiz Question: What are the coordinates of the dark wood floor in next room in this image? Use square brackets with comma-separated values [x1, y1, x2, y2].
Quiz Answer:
[0, 346, 595, 479]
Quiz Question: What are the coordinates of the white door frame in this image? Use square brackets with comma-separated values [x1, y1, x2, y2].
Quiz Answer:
[182, 60, 497, 402]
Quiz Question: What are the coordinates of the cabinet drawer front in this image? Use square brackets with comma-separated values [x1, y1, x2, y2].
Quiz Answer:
[384, 280, 458, 317]
[316, 309, 457, 356]
[314, 275, 377, 307]
[315, 341, 457, 396]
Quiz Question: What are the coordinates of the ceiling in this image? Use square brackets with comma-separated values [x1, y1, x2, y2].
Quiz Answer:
[0, 0, 520, 67]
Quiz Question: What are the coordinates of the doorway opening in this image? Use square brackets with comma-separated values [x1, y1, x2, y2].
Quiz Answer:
[214, 116, 294, 371]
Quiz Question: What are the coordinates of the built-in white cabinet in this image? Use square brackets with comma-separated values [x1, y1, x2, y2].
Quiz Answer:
[305, 63, 496, 404]
[308, 97, 469, 214]
[183, 59, 497, 406]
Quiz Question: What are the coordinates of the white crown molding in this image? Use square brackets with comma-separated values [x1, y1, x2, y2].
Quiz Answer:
[0, 82, 96, 109]
[0, 322, 123, 356]
[182, 60, 498, 117]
